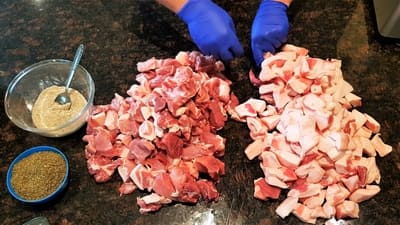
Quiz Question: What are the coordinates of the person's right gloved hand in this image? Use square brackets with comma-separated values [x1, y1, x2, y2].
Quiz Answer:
[177, 0, 243, 62]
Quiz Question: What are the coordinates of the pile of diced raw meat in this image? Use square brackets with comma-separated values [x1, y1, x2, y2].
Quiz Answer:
[82, 44, 392, 222]
[231, 44, 392, 223]
[82, 51, 239, 213]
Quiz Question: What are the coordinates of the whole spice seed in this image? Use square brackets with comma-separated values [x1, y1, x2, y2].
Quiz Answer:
[11, 151, 66, 200]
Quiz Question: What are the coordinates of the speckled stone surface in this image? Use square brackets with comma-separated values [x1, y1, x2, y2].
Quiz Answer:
[1, 0, 399, 224]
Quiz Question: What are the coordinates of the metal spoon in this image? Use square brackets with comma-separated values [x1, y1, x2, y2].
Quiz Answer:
[55, 44, 85, 105]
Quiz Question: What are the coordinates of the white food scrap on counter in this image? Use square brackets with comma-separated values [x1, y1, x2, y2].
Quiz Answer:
[82, 51, 239, 213]
[232, 44, 392, 224]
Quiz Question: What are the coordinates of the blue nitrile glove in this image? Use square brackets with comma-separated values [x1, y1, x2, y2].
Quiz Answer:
[178, 0, 243, 62]
[251, 0, 289, 66]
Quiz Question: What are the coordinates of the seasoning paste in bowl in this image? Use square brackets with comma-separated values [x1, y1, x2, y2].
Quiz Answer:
[31, 85, 87, 129]
[6, 146, 69, 205]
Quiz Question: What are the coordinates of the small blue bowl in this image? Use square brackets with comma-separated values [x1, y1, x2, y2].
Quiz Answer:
[6, 146, 70, 205]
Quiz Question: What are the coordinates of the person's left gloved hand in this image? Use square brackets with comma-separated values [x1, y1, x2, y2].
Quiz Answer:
[251, 0, 289, 66]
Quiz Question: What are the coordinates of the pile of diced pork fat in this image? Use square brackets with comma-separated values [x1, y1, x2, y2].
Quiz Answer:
[83, 51, 237, 213]
[231, 44, 392, 223]
[82, 44, 392, 223]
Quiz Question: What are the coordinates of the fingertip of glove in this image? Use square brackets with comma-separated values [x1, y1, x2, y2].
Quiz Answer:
[232, 45, 244, 58]
[252, 50, 263, 67]
[220, 51, 234, 63]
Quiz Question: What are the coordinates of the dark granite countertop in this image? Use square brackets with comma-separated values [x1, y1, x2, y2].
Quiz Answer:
[1, 0, 399, 224]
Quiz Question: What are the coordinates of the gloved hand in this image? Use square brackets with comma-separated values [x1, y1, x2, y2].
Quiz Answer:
[251, 0, 289, 66]
[178, 0, 243, 62]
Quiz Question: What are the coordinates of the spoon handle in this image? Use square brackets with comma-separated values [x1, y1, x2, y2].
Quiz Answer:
[65, 44, 85, 92]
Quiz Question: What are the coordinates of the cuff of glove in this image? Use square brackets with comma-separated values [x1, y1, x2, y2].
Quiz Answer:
[177, 0, 212, 23]
[260, 0, 288, 11]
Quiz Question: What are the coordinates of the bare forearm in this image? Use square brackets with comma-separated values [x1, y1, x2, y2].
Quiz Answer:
[156, 0, 188, 13]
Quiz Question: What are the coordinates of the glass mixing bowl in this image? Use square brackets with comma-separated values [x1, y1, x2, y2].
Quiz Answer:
[4, 59, 95, 137]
